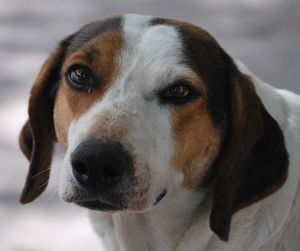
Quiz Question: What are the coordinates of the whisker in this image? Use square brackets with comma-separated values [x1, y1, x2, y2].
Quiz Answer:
[38, 180, 49, 189]
[31, 167, 51, 179]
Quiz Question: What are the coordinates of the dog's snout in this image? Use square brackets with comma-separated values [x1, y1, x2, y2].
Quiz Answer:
[71, 139, 131, 191]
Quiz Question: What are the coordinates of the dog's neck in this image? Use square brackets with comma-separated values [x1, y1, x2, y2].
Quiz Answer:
[89, 187, 212, 251]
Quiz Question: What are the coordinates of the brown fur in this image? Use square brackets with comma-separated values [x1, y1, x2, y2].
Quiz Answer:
[172, 96, 221, 189]
[19, 120, 33, 160]
[151, 19, 227, 189]
[54, 32, 124, 148]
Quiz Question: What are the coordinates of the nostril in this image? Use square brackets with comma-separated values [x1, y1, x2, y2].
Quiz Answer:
[73, 161, 89, 181]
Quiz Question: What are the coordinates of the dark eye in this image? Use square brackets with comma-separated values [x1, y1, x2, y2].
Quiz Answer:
[158, 81, 200, 105]
[65, 65, 93, 92]
[168, 84, 191, 98]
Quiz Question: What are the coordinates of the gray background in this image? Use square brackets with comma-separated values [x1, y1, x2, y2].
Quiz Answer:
[0, 0, 299, 250]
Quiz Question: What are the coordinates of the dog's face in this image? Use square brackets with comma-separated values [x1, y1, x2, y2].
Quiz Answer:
[55, 15, 223, 211]
[19, 14, 288, 241]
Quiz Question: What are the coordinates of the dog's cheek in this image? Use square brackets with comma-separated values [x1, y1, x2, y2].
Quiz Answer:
[54, 85, 73, 150]
[171, 101, 221, 189]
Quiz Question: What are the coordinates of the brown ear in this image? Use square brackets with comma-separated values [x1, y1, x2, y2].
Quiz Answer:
[19, 36, 73, 204]
[209, 69, 289, 241]
[19, 120, 33, 161]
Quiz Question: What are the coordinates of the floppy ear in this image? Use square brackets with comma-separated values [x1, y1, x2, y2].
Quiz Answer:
[19, 120, 33, 161]
[209, 65, 289, 241]
[19, 36, 73, 204]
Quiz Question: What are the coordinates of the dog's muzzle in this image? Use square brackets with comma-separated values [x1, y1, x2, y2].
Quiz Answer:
[69, 138, 133, 210]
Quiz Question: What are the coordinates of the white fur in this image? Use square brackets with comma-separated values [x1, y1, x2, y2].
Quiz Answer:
[59, 14, 192, 210]
[58, 14, 300, 251]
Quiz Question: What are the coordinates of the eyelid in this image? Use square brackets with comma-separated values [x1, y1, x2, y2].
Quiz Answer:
[61, 58, 91, 75]
[156, 79, 201, 96]
[156, 79, 202, 105]
[65, 63, 91, 74]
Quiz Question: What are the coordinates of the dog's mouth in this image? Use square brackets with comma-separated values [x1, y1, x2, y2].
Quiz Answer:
[74, 199, 127, 211]
[74, 190, 167, 211]
[65, 186, 128, 211]
[63, 182, 167, 211]
[153, 189, 167, 205]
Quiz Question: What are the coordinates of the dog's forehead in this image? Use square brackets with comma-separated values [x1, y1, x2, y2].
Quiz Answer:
[119, 14, 194, 92]
[67, 14, 217, 73]
[69, 15, 184, 65]
[66, 14, 222, 93]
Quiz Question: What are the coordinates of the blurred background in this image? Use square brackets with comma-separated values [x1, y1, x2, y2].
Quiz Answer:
[0, 0, 299, 250]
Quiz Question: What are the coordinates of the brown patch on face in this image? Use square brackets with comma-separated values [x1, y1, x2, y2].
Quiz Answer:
[151, 17, 230, 129]
[54, 31, 124, 148]
[172, 99, 221, 189]
[151, 18, 225, 189]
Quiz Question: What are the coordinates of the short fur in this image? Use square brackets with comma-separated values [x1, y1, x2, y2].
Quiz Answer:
[19, 14, 300, 250]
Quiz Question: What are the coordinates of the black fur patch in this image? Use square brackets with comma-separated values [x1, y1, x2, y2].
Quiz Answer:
[67, 16, 123, 54]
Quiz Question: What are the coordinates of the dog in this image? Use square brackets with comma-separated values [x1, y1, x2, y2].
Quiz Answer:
[19, 14, 300, 250]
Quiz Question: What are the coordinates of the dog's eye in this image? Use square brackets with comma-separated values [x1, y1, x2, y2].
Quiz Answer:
[65, 65, 93, 92]
[158, 81, 200, 105]
[168, 84, 190, 98]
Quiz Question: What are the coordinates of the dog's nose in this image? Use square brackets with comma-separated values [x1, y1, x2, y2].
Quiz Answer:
[71, 139, 131, 191]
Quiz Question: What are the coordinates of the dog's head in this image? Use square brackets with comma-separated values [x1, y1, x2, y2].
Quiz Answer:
[19, 14, 288, 241]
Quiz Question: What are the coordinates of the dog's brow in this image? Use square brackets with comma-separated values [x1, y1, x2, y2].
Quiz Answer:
[85, 48, 100, 63]
[67, 16, 123, 54]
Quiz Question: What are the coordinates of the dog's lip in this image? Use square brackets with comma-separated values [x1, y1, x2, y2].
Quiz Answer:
[63, 190, 127, 211]
[153, 189, 167, 205]
[74, 199, 126, 211]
